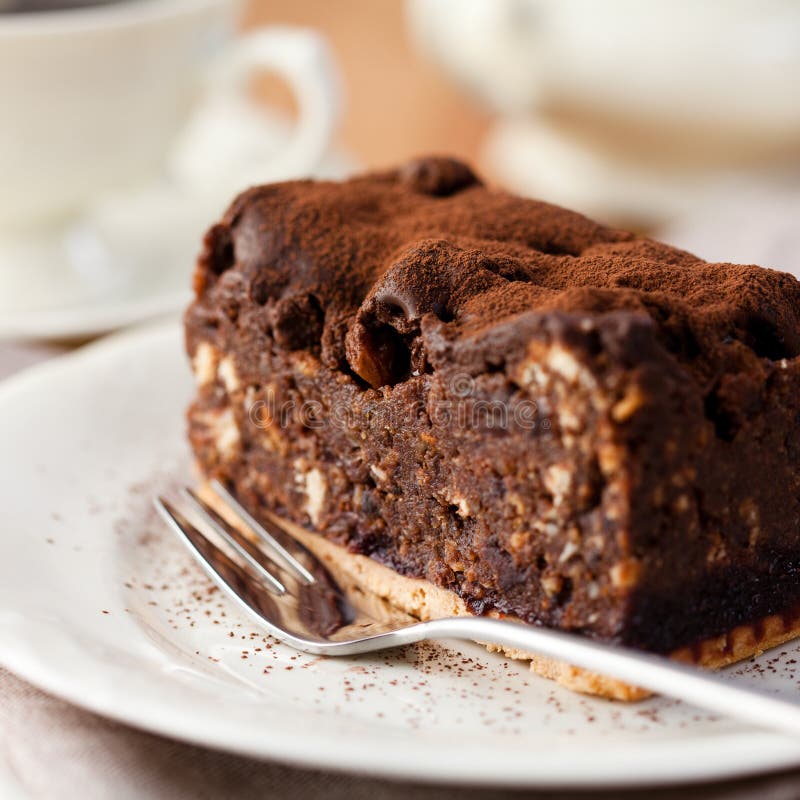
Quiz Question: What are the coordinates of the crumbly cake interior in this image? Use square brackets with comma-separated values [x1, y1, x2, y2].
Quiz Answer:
[199, 483, 800, 701]
[185, 157, 800, 668]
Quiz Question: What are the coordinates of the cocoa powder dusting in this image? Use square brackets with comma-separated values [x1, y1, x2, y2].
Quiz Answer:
[191, 156, 800, 402]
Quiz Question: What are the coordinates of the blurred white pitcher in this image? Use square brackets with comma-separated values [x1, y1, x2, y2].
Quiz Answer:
[408, 0, 800, 144]
[0, 0, 341, 230]
[408, 0, 800, 224]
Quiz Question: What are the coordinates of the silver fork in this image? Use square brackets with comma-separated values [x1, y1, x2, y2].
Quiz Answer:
[154, 480, 800, 738]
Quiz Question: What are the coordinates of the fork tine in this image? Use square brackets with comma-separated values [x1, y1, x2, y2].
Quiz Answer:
[178, 488, 286, 595]
[153, 496, 291, 639]
[208, 479, 316, 585]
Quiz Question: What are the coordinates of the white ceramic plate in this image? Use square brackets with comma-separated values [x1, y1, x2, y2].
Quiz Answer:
[1, 322, 800, 789]
[0, 291, 190, 343]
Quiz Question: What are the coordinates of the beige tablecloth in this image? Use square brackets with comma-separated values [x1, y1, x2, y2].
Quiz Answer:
[2, 340, 800, 800]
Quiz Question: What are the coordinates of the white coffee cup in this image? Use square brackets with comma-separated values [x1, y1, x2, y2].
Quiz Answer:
[0, 0, 340, 230]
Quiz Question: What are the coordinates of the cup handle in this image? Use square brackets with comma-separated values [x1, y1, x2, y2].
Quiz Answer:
[205, 26, 342, 181]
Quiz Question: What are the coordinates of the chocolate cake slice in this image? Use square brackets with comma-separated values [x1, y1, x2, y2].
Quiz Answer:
[184, 157, 800, 699]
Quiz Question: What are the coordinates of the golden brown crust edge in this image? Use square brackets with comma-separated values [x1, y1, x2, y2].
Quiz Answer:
[295, 522, 800, 700]
[197, 482, 800, 701]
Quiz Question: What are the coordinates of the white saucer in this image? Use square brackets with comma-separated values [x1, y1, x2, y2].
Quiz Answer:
[0, 287, 191, 342]
[0, 96, 355, 342]
[1, 321, 800, 788]
[0, 182, 195, 341]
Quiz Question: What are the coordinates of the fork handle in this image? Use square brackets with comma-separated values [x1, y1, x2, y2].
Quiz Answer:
[414, 617, 800, 738]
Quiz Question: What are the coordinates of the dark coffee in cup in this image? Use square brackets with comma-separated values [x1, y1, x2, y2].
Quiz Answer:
[1, 0, 129, 12]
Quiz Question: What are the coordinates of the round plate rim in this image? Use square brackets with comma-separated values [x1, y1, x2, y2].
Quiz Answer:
[0, 290, 190, 342]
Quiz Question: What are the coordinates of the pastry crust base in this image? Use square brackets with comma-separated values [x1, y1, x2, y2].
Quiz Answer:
[198, 482, 800, 701]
